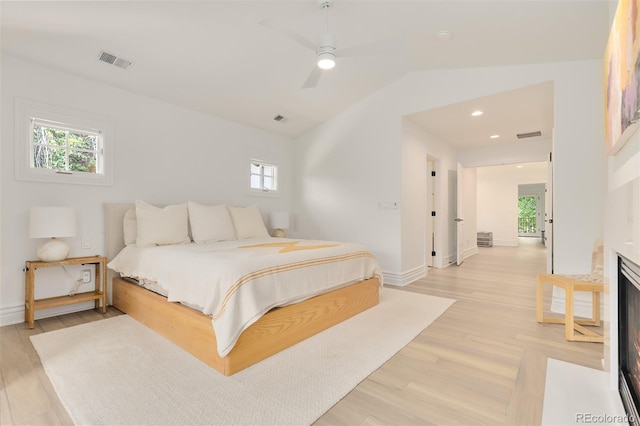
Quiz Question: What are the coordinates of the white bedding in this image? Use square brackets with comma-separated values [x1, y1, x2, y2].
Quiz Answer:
[108, 237, 382, 357]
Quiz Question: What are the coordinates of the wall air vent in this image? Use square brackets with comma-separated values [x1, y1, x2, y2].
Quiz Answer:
[98, 51, 132, 70]
[273, 115, 287, 122]
[517, 131, 542, 139]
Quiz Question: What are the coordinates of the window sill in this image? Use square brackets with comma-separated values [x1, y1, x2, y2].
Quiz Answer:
[15, 169, 113, 186]
[246, 190, 280, 198]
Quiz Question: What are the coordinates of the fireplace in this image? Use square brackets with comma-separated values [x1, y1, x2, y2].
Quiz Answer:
[619, 255, 640, 425]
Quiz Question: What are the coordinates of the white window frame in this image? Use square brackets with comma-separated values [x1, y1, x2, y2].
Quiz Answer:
[249, 159, 278, 194]
[15, 98, 113, 186]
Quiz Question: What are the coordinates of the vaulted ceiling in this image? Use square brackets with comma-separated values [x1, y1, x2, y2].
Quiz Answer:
[1, 1, 611, 145]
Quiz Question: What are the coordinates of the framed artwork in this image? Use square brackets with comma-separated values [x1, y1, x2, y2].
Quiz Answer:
[605, 0, 640, 154]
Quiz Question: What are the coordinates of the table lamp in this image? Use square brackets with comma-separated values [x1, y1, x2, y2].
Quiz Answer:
[29, 207, 77, 262]
[270, 211, 289, 238]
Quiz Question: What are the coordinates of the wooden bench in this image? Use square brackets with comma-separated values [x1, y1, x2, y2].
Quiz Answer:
[535, 241, 604, 343]
[536, 274, 603, 343]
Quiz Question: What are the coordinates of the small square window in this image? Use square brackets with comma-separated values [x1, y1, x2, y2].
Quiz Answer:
[250, 160, 278, 192]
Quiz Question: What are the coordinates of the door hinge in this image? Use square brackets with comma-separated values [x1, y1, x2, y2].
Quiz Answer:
[431, 211, 436, 216]
[431, 251, 436, 257]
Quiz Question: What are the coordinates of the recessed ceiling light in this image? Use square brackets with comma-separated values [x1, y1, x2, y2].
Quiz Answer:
[471, 110, 483, 117]
[436, 30, 453, 41]
[516, 165, 523, 168]
[490, 134, 500, 139]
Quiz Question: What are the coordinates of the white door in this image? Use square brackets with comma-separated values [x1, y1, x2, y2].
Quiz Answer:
[545, 152, 554, 273]
[455, 163, 464, 266]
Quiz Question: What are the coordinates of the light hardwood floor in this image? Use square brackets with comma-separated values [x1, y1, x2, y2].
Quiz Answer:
[1, 239, 604, 425]
[316, 238, 605, 425]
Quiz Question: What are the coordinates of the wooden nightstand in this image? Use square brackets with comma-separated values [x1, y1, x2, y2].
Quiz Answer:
[24, 255, 107, 329]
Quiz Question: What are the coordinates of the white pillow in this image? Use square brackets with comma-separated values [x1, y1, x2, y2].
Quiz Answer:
[123, 209, 137, 246]
[227, 205, 270, 239]
[188, 202, 236, 243]
[135, 200, 190, 247]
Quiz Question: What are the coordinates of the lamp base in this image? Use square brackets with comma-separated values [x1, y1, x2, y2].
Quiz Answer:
[272, 228, 286, 238]
[37, 238, 70, 262]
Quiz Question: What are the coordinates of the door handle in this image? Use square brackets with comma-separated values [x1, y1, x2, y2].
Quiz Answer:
[454, 218, 464, 222]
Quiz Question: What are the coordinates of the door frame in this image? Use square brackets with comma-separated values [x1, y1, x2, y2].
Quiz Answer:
[426, 158, 437, 268]
[456, 163, 464, 266]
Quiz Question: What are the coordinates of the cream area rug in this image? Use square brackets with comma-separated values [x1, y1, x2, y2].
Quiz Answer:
[31, 287, 454, 426]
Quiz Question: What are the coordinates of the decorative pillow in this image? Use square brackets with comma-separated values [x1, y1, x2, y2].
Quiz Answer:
[227, 205, 270, 239]
[123, 209, 137, 246]
[135, 200, 190, 247]
[187, 202, 236, 243]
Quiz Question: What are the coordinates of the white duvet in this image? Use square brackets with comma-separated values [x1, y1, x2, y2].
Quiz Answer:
[107, 237, 382, 357]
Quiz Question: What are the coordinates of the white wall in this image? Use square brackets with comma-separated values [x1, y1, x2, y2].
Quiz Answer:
[398, 118, 459, 283]
[0, 55, 293, 325]
[458, 138, 551, 168]
[477, 164, 547, 246]
[607, 134, 640, 266]
[400, 118, 428, 282]
[552, 67, 606, 275]
[462, 167, 478, 259]
[290, 86, 403, 276]
[293, 60, 605, 283]
[606, 128, 640, 388]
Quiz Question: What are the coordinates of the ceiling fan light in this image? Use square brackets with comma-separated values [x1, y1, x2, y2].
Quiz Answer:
[317, 52, 335, 69]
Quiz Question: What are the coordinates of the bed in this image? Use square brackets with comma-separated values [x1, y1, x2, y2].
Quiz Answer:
[105, 202, 381, 376]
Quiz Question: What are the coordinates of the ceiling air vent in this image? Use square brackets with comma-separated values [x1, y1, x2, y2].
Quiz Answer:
[517, 131, 542, 139]
[273, 115, 287, 122]
[98, 50, 132, 70]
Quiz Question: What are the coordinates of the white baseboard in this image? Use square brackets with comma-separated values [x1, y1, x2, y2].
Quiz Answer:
[493, 239, 518, 247]
[383, 265, 427, 286]
[464, 245, 479, 258]
[0, 304, 25, 327]
[550, 288, 599, 319]
[443, 253, 456, 267]
[0, 301, 97, 327]
[442, 246, 478, 267]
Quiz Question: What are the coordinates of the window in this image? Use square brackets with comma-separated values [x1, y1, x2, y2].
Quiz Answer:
[15, 99, 113, 186]
[250, 160, 278, 192]
[32, 120, 101, 174]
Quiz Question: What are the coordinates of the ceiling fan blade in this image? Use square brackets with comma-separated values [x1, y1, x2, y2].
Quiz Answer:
[258, 19, 317, 52]
[301, 66, 323, 89]
[336, 38, 403, 58]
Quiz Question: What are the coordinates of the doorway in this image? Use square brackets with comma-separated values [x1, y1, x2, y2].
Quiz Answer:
[518, 183, 545, 240]
[518, 195, 538, 236]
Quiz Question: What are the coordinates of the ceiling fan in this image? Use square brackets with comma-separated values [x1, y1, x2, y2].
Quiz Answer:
[260, 0, 399, 89]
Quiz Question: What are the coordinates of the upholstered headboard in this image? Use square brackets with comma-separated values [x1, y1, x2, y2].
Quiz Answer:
[104, 203, 134, 262]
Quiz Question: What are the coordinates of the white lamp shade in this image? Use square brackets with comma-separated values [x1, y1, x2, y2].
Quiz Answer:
[29, 207, 77, 239]
[270, 211, 290, 230]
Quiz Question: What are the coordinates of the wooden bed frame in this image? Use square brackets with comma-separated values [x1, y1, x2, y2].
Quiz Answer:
[105, 203, 380, 376]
